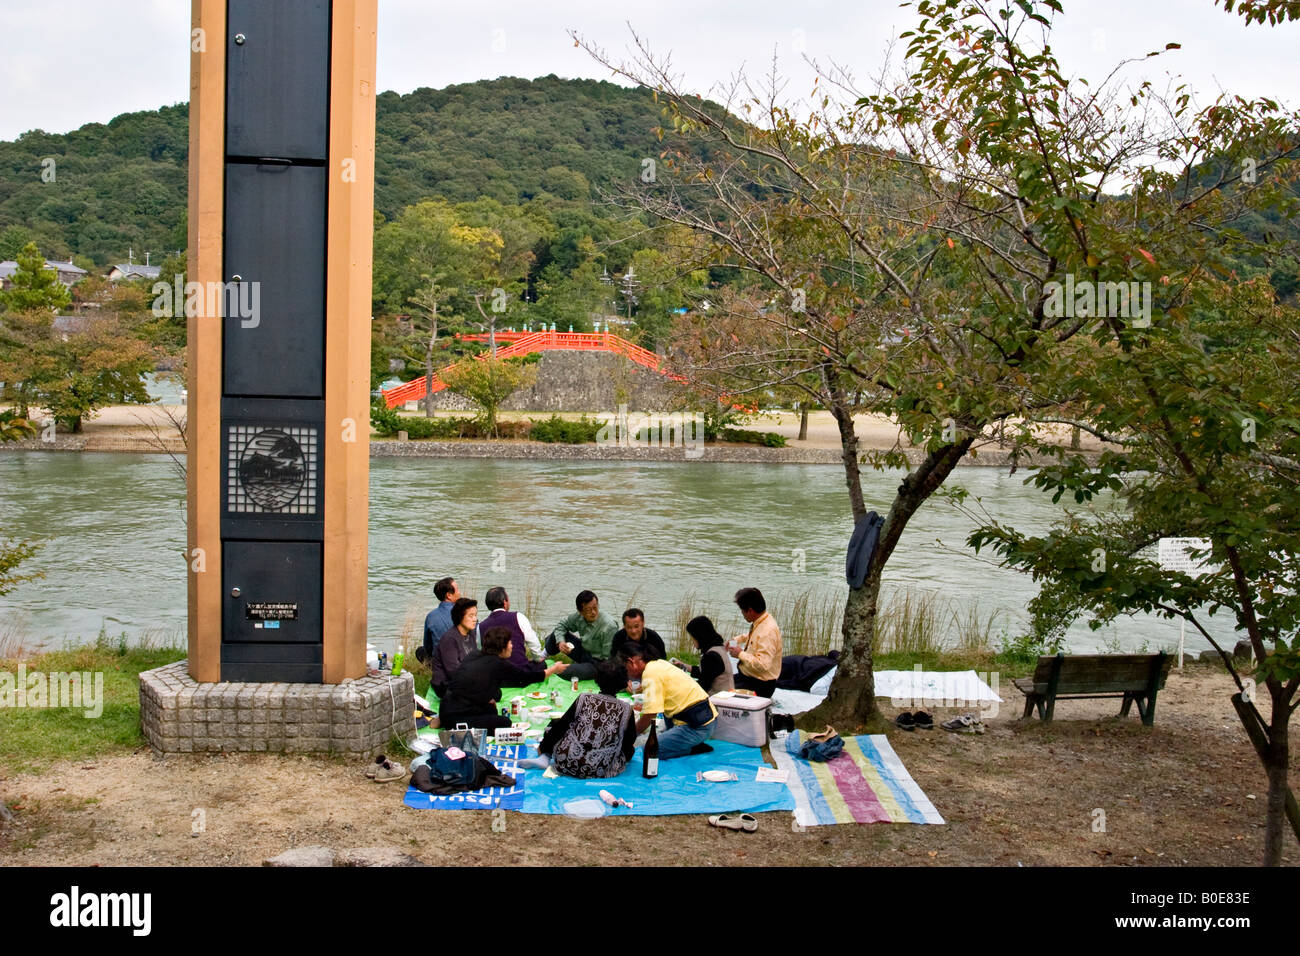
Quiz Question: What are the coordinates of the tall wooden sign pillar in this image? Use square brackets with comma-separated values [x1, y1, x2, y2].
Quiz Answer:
[187, 0, 376, 683]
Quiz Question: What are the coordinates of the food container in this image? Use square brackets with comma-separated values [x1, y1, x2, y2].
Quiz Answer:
[709, 691, 773, 747]
[495, 724, 530, 745]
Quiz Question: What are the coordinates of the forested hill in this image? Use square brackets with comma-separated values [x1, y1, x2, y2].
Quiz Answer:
[375, 76, 666, 211]
[0, 75, 669, 267]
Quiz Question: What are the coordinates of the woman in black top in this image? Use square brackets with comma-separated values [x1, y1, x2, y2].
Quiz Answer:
[440, 627, 567, 729]
[675, 615, 734, 695]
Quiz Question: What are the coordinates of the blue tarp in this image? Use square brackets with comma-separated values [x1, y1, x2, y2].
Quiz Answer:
[518, 740, 794, 817]
[401, 740, 795, 817]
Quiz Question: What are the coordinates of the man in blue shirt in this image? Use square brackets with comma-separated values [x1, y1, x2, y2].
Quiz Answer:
[421, 577, 459, 663]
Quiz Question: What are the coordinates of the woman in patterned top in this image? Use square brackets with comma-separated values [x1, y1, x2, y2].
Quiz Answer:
[531, 660, 636, 778]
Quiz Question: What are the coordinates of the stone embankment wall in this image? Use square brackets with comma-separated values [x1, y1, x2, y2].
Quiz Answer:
[420, 350, 681, 413]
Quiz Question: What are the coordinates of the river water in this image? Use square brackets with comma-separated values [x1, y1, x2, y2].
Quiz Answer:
[0, 452, 1237, 657]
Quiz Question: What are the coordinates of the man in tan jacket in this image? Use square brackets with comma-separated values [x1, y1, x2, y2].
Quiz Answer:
[728, 587, 782, 698]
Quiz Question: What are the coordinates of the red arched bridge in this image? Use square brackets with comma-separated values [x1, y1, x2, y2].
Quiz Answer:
[381, 330, 684, 409]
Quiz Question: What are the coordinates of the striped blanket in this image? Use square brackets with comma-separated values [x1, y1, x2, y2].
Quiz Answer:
[770, 732, 945, 826]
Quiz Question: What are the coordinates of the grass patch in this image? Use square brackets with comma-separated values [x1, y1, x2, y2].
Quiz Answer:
[0, 634, 185, 775]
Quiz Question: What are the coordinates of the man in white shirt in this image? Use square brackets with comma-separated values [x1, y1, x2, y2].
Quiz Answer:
[479, 586, 543, 669]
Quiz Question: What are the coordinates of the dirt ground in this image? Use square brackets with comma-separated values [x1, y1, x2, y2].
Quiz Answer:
[0, 666, 1293, 867]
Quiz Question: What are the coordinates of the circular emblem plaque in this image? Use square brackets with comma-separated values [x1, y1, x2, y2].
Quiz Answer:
[238, 428, 306, 510]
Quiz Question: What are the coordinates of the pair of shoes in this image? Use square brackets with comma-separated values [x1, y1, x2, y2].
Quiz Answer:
[708, 813, 758, 832]
[372, 757, 407, 783]
[768, 714, 796, 735]
[941, 714, 986, 734]
[894, 711, 933, 730]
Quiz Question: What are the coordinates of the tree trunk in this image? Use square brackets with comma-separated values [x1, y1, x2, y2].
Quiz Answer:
[798, 403, 809, 441]
[803, 435, 976, 730]
[1070, 425, 1081, 450]
[1230, 690, 1299, 864]
[424, 310, 438, 418]
[828, 397, 865, 520]
[801, 571, 885, 731]
[1264, 694, 1290, 865]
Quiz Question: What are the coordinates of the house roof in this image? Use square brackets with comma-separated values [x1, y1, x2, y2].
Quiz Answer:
[110, 263, 162, 279]
[0, 259, 87, 278]
[52, 315, 91, 334]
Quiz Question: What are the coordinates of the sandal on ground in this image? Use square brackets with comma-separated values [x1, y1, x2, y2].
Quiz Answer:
[708, 813, 758, 832]
[373, 758, 407, 783]
[894, 712, 916, 731]
[365, 754, 387, 778]
[912, 711, 935, 730]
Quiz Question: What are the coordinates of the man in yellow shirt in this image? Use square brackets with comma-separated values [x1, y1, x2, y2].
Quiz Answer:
[729, 587, 782, 698]
[623, 643, 717, 759]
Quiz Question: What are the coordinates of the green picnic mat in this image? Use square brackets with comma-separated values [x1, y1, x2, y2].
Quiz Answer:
[418, 673, 630, 738]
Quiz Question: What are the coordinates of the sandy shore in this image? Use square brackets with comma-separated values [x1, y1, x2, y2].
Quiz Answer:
[1, 405, 1105, 465]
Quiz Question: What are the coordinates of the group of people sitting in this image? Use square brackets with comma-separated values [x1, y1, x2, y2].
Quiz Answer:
[416, 577, 785, 779]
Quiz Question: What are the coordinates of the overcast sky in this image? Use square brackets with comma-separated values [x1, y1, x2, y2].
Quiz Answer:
[0, 0, 1296, 142]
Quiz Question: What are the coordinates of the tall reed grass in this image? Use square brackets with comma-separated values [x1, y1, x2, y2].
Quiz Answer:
[376, 577, 1005, 666]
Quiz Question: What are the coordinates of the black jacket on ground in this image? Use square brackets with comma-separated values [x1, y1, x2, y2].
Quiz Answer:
[775, 651, 841, 691]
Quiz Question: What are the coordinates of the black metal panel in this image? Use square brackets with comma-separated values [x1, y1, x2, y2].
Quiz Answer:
[222, 540, 322, 644]
[225, 0, 332, 161]
[221, 642, 323, 683]
[222, 161, 327, 398]
[220, 397, 325, 540]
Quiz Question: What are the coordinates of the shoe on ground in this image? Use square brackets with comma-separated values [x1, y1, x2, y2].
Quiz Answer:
[708, 812, 758, 832]
[364, 754, 387, 778]
[373, 758, 407, 783]
[894, 712, 916, 731]
[912, 711, 935, 730]
[941, 714, 984, 734]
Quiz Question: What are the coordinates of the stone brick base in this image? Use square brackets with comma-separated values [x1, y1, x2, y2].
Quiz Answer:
[139, 661, 415, 755]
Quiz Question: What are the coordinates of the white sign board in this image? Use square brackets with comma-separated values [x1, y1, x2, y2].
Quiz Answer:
[1157, 536, 1213, 669]
[1158, 537, 1212, 576]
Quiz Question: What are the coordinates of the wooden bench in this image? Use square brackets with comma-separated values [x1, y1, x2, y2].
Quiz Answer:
[1013, 652, 1173, 725]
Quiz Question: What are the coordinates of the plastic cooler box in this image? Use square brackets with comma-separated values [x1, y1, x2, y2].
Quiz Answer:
[709, 692, 771, 747]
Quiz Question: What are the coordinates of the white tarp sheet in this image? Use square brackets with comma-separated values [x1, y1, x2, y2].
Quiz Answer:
[771, 668, 1002, 716]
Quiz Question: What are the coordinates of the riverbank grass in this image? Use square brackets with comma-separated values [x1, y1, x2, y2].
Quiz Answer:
[0, 635, 185, 775]
[2, 617, 1036, 779]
